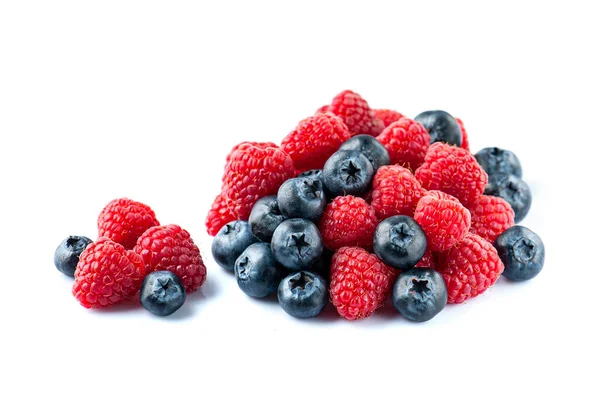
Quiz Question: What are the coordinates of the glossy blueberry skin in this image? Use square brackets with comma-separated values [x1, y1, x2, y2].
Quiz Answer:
[494, 226, 544, 281]
[414, 110, 462, 146]
[475, 147, 523, 178]
[212, 220, 259, 271]
[249, 196, 286, 242]
[485, 174, 532, 223]
[338, 134, 390, 171]
[323, 150, 375, 197]
[278, 271, 328, 318]
[393, 268, 447, 322]
[140, 271, 186, 316]
[54, 235, 93, 277]
[277, 177, 326, 221]
[271, 218, 324, 271]
[297, 169, 324, 184]
[374, 216, 427, 270]
[234, 243, 282, 298]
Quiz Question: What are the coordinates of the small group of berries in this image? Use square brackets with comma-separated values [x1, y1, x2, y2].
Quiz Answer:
[54, 198, 207, 316]
[207, 90, 545, 322]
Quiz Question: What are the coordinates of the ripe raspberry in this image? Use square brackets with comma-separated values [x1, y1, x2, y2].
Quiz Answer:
[373, 109, 404, 128]
[415, 142, 488, 207]
[97, 198, 160, 250]
[376, 118, 431, 170]
[134, 224, 207, 293]
[330, 247, 397, 320]
[455, 117, 470, 151]
[437, 232, 504, 303]
[223, 143, 295, 220]
[468, 195, 515, 243]
[73, 237, 147, 308]
[281, 112, 351, 171]
[225, 141, 277, 165]
[415, 248, 437, 268]
[368, 117, 386, 136]
[371, 165, 426, 219]
[205, 193, 236, 236]
[414, 191, 471, 252]
[327, 90, 377, 136]
[318, 196, 378, 250]
[316, 104, 329, 114]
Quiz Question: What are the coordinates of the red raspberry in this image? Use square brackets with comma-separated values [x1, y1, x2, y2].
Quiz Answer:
[225, 141, 277, 165]
[134, 224, 206, 293]
[468, 195, 515, 243]
[368, 117, 386, 136]
[371, 165, 426, 219]
[205, 193, 237, 236]
[414, 191, 471, 252]
[318, 196, 378, 250]
[316, 104, 329, 114]
[281, 112, 351, 171]
[437, 232, 504, 303]
[73, 237, 147, 308]
[97, 198, 160, 250]
[327, 90, 377, 136]
[415, 248, 437, 268]
[455, 117, 470, 151]
[415, 142, 488, 207]
[373, 109, 404, 128]
[330, 247, 397, 320]
[376, 118, 431, 170]
[222, 143, 295, 220]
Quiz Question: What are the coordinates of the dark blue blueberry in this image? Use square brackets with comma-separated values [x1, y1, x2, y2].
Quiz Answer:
[485, 174, 532, 223]
[278, 271, 328, 318]
[211, 220, 258, 271]
[392, 268, 447, 322]
[338, 134, 390, 171]
[277, 177, 326, 221]
[234, 243, 282, 298]
[475, 147, 523, 178]
[140, 271, 186, 316]
[494, 226, 544, 281]
[271, 218, 324, 271]
[414, 110, 462, 146]
[54, 235, 93, 277]
[248, 196, 285, 242]
[323, 150, 375, 197]
[297, 169, 324, 184]
[373, 216, 427, 270]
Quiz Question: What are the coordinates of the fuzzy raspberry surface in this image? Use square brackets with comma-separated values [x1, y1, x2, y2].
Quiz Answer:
[205, 193, 237, 236]
[371, 165, 426, 219]
[415, 248, 437, 269]
[97, 198, 160, 250]
[455, 117, 470, 151]
[224, 141, 277, 165]
[327, 90, 377, 136]
[468, 195, 515, 243]
[318, 196, 378, 250]
[373, 109, 404, 128]
[376, 118, 430, 170]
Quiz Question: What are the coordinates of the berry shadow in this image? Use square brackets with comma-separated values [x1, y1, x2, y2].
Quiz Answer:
[92, 298, 142, 314]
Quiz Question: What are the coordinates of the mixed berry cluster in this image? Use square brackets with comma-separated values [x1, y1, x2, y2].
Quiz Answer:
[54, 198, 206, 316]
[207, 90, 545, 322]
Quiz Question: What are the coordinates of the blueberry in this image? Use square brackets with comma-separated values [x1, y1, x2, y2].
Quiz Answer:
[414, 110, 462, 146]
[277, 177, 326, 221]
[338, 134, 390, 171]
[323, 150, 375, 197]
[211, 220, 258, 271]
[485, 174, 532, 223]
[297, 169, 324, 183]
[140, 271, 186, 316]
[392, 268, 447, 322]
[373, 216, 427, 270]
[54, 235, 93, 277]
[248, 196, 286, 242]
[234, 243, 282, 298]
[494, 226, 544, 281]
[475, 147, 523, 178]
[271, 218, 324, 271]
[278, 271, 328, 318]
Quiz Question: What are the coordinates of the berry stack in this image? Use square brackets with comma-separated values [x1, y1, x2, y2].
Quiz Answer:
[208, 89, 545, 322]
[54, 198, 207, 316]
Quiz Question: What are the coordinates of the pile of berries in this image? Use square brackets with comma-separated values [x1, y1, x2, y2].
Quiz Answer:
[54, 198, 207, 316]
[207, 90, 545, 321]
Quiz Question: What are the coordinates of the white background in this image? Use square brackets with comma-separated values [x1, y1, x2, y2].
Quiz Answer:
[1, 1, 598, 401]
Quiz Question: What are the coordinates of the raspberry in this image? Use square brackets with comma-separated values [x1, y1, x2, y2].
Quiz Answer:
[373, 109, 404, 128]
[376, 118, 431, 170]
[72, 237, 147, 308]
[225, 141, 277, 165]
[415, 142, 488, 207]
[318, 196, 378, 250]
[316, 104, 329, 114]
[97, 198, 160, 250]
[205, 193, 236, 236]
[368, 117, 386, 136]
[330, 247, 397, 320]
[222, 143, 295, 220]
[455, 117, 470, 151]
[437, 233, 504, 303]
[415, 248, 437, 268]
[468, 195, 515, 243]
[327, 90, 377, 136]
[134, 224, 207, 293]
[414, 191, 471, 252]
[370, 165, 426, 219]
[281, 112, 351, 171]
